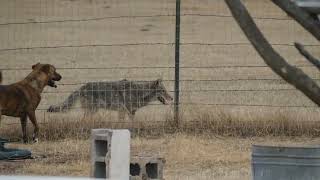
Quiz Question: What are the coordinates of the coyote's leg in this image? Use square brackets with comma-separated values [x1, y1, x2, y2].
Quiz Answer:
[83, 109, 90, 119]
[118, 108, 126, 121]
[129, 111, 135, 121]
[80, 97, 94, 119]
[83, 108, 97, 119]
[129, 111, 136, 136]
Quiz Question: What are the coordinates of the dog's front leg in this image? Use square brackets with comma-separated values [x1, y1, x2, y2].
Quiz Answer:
[27, 110, 39, 143]
[20, 113, 28, 143]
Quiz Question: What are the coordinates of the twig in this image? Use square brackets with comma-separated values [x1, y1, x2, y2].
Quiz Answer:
[294, 42, 320, 71]
[271, 0, 320, 41]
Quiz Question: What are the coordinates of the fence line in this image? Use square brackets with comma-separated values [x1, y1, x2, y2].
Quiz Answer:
[0, 65, 317, 71]
[181, 43, 320, 47]
[0, 13, 293, 27]
[0, 42, 319, 53]
[46, 78, 320, 86]
[42, 88, 299, 94]
[3, 117, 320, 127]
[179, 103, 318, 108]
[32, 103, 318, 112]
[0, 43, 174, 53]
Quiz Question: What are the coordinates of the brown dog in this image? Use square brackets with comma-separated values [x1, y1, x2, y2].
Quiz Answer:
[0, 63, 61, 143]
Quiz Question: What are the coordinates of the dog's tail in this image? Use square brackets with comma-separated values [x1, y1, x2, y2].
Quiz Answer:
[47, 90, 80, 112]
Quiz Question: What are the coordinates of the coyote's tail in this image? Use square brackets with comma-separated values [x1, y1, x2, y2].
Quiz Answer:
[47, 90, 80, 112]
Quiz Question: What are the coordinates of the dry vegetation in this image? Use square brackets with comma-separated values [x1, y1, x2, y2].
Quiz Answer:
[1, 111, 320, 179]
[2, 131, 320, 179]
[1, 0, 320, 179]
[2, 109, 320, 141]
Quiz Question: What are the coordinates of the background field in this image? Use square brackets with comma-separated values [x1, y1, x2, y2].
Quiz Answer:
[1, 0, 320, 179]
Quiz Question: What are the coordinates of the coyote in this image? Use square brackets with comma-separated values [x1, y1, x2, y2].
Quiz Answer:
[0, 63, 62, 143]
[47, 79, 173, 119]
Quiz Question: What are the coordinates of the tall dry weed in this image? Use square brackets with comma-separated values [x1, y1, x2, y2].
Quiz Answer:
[1, 109, 319, 141]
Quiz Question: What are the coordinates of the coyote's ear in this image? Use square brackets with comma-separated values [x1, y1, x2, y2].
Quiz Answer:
[32, 63, 40, 69]
[155, 78, 162, 86]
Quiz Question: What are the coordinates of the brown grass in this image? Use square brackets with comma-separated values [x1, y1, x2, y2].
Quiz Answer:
[1, 109, 320, 142]
[1, 110, 320, 179]
[2, 134, 320, 179]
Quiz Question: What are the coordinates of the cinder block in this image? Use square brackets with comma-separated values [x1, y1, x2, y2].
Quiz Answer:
[91, 129, 130, 179]
[109, 130, 130, 179]
[130, 155, 165, 180]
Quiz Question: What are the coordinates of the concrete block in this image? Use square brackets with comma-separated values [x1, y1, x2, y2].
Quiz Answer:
[91, 129, 130, 179]
[109, 130, 130, 179]
[130, 155, 165, 180]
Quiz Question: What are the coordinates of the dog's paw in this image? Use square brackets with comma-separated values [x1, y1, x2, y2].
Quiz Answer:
[32, 134, 39, 143]
[33, 138, 39, 143]
[22, 138, 28, 144]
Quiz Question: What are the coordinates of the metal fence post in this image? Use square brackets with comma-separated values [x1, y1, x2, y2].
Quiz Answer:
[174, 0, 181, 128]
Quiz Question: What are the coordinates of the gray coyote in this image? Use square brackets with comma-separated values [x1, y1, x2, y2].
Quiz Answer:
[47, 79, 173, 119]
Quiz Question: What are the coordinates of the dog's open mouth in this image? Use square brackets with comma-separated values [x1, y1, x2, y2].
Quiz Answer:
[48, 72, 61, 88]
[48, 79, 57, 88]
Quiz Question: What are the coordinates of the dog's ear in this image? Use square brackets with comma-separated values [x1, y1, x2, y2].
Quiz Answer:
[32, 63, 40, 69]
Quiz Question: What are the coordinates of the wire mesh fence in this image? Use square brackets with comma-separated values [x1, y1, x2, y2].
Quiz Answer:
[1, 0, 320, 127]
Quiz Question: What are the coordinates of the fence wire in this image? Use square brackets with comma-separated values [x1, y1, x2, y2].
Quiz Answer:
[0, 13, 293, 27]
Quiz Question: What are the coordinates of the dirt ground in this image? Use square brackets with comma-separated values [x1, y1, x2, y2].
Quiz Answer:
[1, 0, 320, 179]
[1, 135, 320, 179]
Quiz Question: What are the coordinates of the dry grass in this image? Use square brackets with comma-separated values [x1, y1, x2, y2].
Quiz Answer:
[0, 139, 90, 176]
[1, 109, 320, 142]
[2, 134, 320, 179]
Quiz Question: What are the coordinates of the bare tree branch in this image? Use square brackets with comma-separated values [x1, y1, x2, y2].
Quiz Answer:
[295, 42, 320, 71]
[271, 0, 320, 41]
[225, 0, 320, 106]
